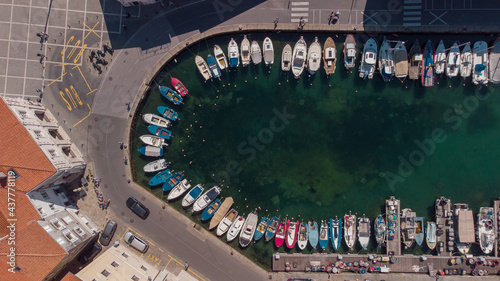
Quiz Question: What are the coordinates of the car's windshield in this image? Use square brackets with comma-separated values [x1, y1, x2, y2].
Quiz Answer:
[127, 236, 134, 243]
[133, 204, 145, 214]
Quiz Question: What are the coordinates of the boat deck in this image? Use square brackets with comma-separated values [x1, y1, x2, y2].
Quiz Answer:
[386, 197, 401, 256]
[435, 198, 452, 256]
[494, 199, 500, 257]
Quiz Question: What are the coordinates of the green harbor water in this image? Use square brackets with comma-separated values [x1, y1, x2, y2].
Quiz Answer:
[130, 33, 500, 268]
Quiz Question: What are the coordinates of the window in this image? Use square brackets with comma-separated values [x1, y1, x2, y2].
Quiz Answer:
[49, 150, 57, 157]
[122, 252, 129, 258]
[140, 265, 148, 271]
[34, 130, 42, 137]
[40, 191, 50, 200]
[111, 261, 120, 268]
[131, 275, 140, 281]
[91, 278, 100, 281]
[19, 111, 27, 118]
[101, 269, 111, 277]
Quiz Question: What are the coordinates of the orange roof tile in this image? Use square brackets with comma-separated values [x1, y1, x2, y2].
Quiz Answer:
[0, 188, 41, 237]
[0, 98, 56, 193]
[61, 272, 83, 281]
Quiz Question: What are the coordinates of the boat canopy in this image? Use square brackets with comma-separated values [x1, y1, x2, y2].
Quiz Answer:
[325, 48, 335, 60]
[347, 48, 355, 57]
[365, 52, 376, 64]
[457, 210, 475, 243]
[475, 64, 486, 72]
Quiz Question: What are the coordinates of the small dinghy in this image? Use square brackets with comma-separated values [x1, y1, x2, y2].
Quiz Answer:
[149, 170, 171, 186]
[159, 86, 183, 105]
[415, 216, 424, 246]
[227, 215, 244, 242]
[394, 41, 408, 81]
[446, 42, 461, 78]
[142, 113, 170, 128]
[359, 38, 377, 79]
[143, 159, 169, 173]
[323, 37, 336, 75]
[217, 208, 238, 236]
[281, 44, 292, 71]
[192, 186, 221, 213]
[274, 220, 287, 248]
[318, 220, 329, 250]
[195, 55, 212, 81]
[434, 40, 446, 75]
[286, 219, 299, 249]
[207, 54, 221, 79]
[250, 40, 262, 65]
[292, 36, 307, 79]
[139, 135, 166, 147]
[162, 171, 183, 192]
[264, 216, 279, 242]
[138, 146, 163, 157]
[343, 34, 356, 70]
[228, 38, 239, 68]
[170, 77, 188, 97]
[167, 178, 191, 201]
[460, 43, 472, 78]
[297, 221, 308, 251]
[472, 40, 489, 85]
[181, 184, 204, 208]
[307, 37, 322, 77]
[239, 211, 259, 248]
[157, 106, 178, 121]
[378, 38, 394, 82]
[201, 198, 221, 221]
[240, 35, 251, 67]
[254, 217, 270, 242]
[307, 220, 319, 249]
[148, 125, 172, 140]
[263, 37, 274, 66]
[214, 44, 228, 71]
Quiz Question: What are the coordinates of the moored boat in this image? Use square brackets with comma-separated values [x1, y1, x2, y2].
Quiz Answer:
[207, 54, 221, 79]
[274, 220, 286, 248]
[297, 221, 308, 250]
[227, 215, 244, 242]
[307, 36, 322, 77]
[358, 214, 370, 249]
[286, 220, 299, 249]
[426, 221, 437, 250]
[167, 178, 191, 201]
[374, 214, 386, 247]
[330, 217, 342, 251]
[394, 41, 408, 81]
[344, 211, 357, 250]
[228, 38, 240, 68]
[408, 40, 422, 80]
[208, 197, 234, 230]
[477, 207, 495, 254]
[201, 198, 221, 221]
[157, 106, 178, 121]
[401, 208, 416, 249]
[250, 40, 262, 65]
[421, 40, 435, 87]
[415, 217, 424, 247]
[138, 146, 163, 157]
[241, 35, 251, 67]
[386, 197, 399, 244]
[148, 125, 172, 140]
[472, 41, 489, 85]
[181, 184, 204, 208]
[318, 220, 329, 250]
[148, 169, 171, 186]
[344, 34, 356, 70]
[292, 36, 307, 79]
[378, 38, 394, 82]
[239, 211, 258, 247]
[140, 135, 166, 147]
[159, 85, 183, 105]
[264, 216, 279, 242]
[446, 42, 461, 78]
[214, 44, 228, 71]
[143, 159, 170, 173]
[281, 44, 292, 71]
[453, 203, 474, 255]
[142, 113, 170, 128]
[263, 37, 274, 66]
[195, 55, 212, 81]
[192, 186, 221, 213]
[216, 208, 238, 236]
[307, 220, 319, 249]
[170, 77, 188, 97]
[254, 217, 270, 242]
[359, 38, 377, 79]
[434, 40, 446, 75]
[489, 38, 500, 84]
[323, 37, 336, 75]
[162, 171, 183, 191]
[460, 42, 472, 78]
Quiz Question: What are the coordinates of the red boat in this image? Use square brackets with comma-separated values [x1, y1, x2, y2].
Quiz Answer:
[286, 220, 299, 249]
[171, 77, 188, 96]
[274, 220, 287, 248]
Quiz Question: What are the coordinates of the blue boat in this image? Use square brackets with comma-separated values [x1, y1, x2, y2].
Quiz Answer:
[149, 170, 171, 186]
[157, 106, 178, 121]
[264, 216, 279, 242]
[162, 171, 183, 192]
[181, 184, 204, 208]
[148, 125, 172, 140]
[201, 198, 222, 221]
[319, 220, 329, 250]
[329, 217, 342, 251]
[159, 86, 183, 105]
[138, 146, 163, 157]
[207, 54, 221, 79]
[307, 220, 319, 249]
[254, 217, 270, 242]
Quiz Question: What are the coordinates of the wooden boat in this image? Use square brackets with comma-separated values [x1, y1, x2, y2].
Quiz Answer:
[138, 146, 163, 157]
[426, 221, 437, 250]
[401, 208, 416, 249]
[171, 77, 188, 96]
[330, 217, 342, 251]
[297, 221, 308, 250]
[263, 37, 274, 66]
[359, 38, 377, 79]
[323, 37, 336, 75]
[394, 41, 408, 81]
[358, 214, 370, 249]
[378, 38, 394, 82]
[208, 197, 234, 230]
[216, 208, 238, 236]
[239, 211, 258, 247]
[307, 36, 322, 77]
[143, 159, 169, 173]
[264, 216, 279, 242]
[227, 215, 244, 242]
[318, 220, 329, 250]
[286, 220, 299, 249]
[292, 36, 307, 79]
[344, 34, 356, 70]
[142, 113, 170, 128]
[167, 178, 191, 201]
[421, 41, 435, 87]
[254, 217, 270, 242]
[159, 85, 183, 105]
[162, 171, 183, 192]
[489, 38, 500, 84]
[149, 170, 171, 186]
[453, 203, 473, 254]
[207, 54, 221, 79]
[374, 214, 386, 247]
[281, 44, 292, 71]
[408, 40, 422, 80]
[228, 38, 239, 68]
[139, 135, 166, 148]
[307, 220, 319, 249]
[148, 125, 172, 140]
[157, 106, 178, 121]
[460, 43, 472, 78]
[250, 40, 262, 65]
[192, 186, 221, 213]
[195, 55, 212, 81]
[446, 42, 461, 78]
[434, 40, 446, 75]
[181, 184, 204, 208]
[214, 44, 228, 71]
[415, 216, 424, 246]
[201, 198, 221, 221]
[472, 41, 489, 85]
[240, 35, 251, 67]
[344, 211, 357, 250]
[274, 220, 286, 248]
[477, 207, 495, 254]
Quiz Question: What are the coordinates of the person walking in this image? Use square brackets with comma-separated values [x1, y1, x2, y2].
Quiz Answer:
[274, 17, 279, 29]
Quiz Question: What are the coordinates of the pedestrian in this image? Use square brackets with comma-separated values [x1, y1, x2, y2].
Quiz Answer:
[274, 17, 279, 29]
[122, 24, 127, 31]
[125, 12, 131, 19]
[184, 263, 189, 271]
[118, 142, 123, 149]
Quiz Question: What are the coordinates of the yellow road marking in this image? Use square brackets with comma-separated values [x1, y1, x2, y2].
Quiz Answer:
[120, 227, 132, 240]
[164, 257, 173, 269]
[67, 40, 81, 59]
[74, 44, 87, 64]
[65, 88, 77, 108]
[84, 22, 101, 39]
[73, 104, 92, 127]
[168, 255, 205, 281]
[135, 232, 142, 237]
[70, 85, 83, 106]
[76, 66, 93, 91]
[86, 89, 97, 96]
[61, 36, 74, 55]
[158, 248, 164, 252]
[59, 90, 72, 111]
[146, 240, 155, 246]
[46, 72, 67, 87]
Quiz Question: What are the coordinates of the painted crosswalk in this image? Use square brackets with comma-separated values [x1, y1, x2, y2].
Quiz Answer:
[403, 0, 421, 26]
[290, 2, 309, 23]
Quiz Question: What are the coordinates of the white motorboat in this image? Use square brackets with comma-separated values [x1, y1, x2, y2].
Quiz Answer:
[297, 221, 308, 250]
[358, 215, 370, 249]
[239, 211, 258, 247]
[292, 36, 307, 79]
[167, 179, 191, 201]
[142, 113, 170, 128]
[214, 44, 228, 71]
[472, 41, 489, 85]
[192, 186, 221, 213]
[489, 38, 500, 84]
[460, 43, 472, 78]
[426, 221, 437, 250]
[394, 41, 408, 81]
[143, 159, 169, 173]
[477, 207, 495, 254]
[359, 38, 377, 79]
[344, 211, 357, 250]
[281, 44, 292, 71]
[227, 215, 245, 242]
[446, 42, 461, 78]
[307, 36, 321, 77]
[378, 38, 394, 82]
[434, 40, 446, 75]
[181, 184, 204, 208]
[228, 38, 240, 68]
[139, 135, 166, 148]
[263, 37, 274, 66]
[241, 35, 251, 67]
[323, 37, 336, 75]
[217, 208, 238, 236]
[195, 55, 212, 81]
[344, 34, 356, 70]
[250, 40, 262, 65]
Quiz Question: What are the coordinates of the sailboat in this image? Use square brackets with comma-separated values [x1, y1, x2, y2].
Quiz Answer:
[472, 41, 489, 85]
[421, 40, 435, 87]
[446, 42, 461, 78]
[374, 214, 386, 247]
[408, 40, 422, 80]
[330, 217, 342, 251]
[240, 35, 251, 67]
[426, 221, 437, 250]
[343, 34, 356, 70]
[394, 41, 408, 81]
[307, 36, 322, 77]
[263, 37, 274, 66]
[214, 44, 228, 71]
[344, 212, 357, 250]
[489, 38, 500, 84]
[318, 220, 329, 250]
[323, 37, 336, 75]
[281, 44, 292, 71]
[286, 220, 299, 249]
[460, 43, 472, 78]
[358, 215, 370, 249]
[250, 40, 262, 65]
[414, 217, 424, 246]
[359, 38, 377, 79]
[378, 38, 394, 82]
[195, 55, 212, 81]
[434, 40, 446, 75]
[477, 207, 495, 254]
[297, 221, 308, 250]
[228, 38, 240, 68]
[307, 220, 319, 249]
[264, 216, 279, 242]
[292, 36, 307, 79]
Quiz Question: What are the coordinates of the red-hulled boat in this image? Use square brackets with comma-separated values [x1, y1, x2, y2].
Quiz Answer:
[171, 77, 188, 96]
[286, 220, 299, 249]
[274, 220, 287, 248]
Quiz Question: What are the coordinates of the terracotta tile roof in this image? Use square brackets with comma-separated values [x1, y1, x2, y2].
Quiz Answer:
[0, 98, 56, 193]
[60, 272, 83, 281]
[0, 188, 41, 238]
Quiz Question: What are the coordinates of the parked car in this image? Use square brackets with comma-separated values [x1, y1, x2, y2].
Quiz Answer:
[99, 220, 117, 246]
[77, 242, 102, 264]
[126, 197, 150, 219]
[123, 231, 149, 253]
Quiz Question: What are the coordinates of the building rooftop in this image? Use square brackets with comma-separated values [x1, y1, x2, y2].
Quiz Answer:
[61, 272, 83, 281]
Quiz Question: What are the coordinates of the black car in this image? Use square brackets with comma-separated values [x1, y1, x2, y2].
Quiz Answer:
[99, 220, 117, 246]
[126, 197, 150, 219]
[77, 242, 102, 264]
